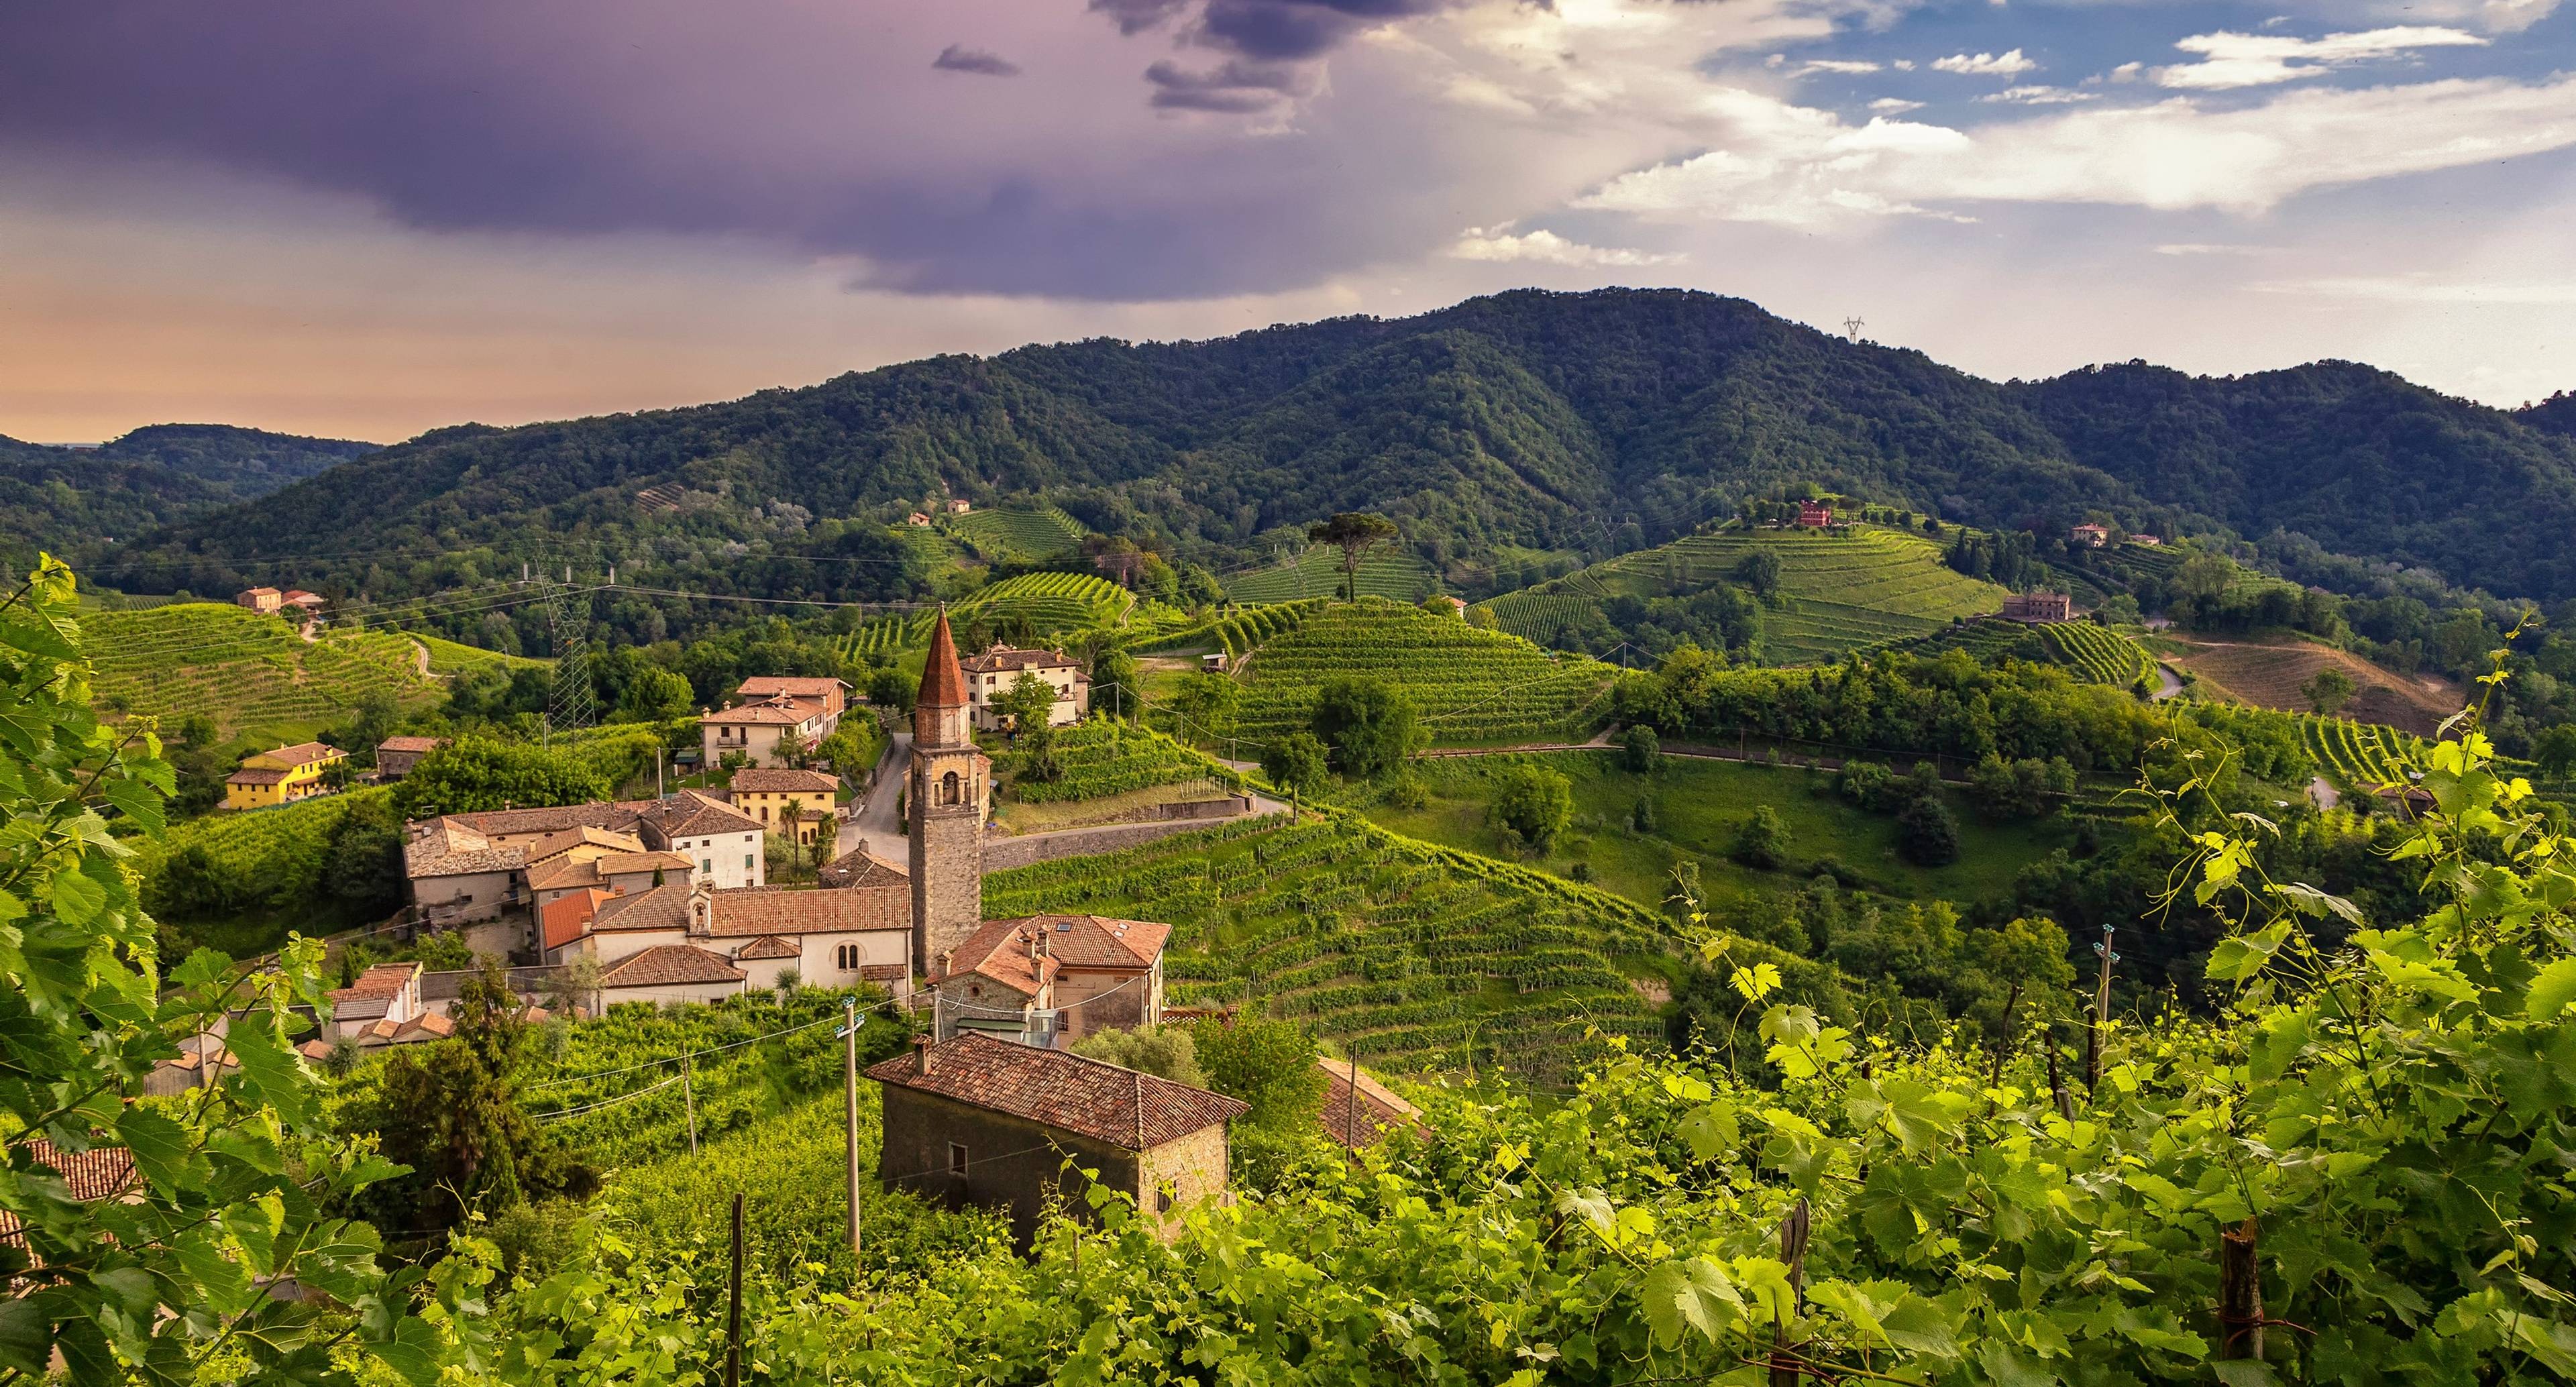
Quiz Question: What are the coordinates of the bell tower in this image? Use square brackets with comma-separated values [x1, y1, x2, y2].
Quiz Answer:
[909, 608, 987, 974]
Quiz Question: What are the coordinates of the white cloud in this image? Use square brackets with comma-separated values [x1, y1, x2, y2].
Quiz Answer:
[2251, 273, 2576, 304]
[1577, 74, 2576, 226]
[2155, 243, 2267, 256]
[1869, 97, 1925, 113]
[1892, 59, 1916, 72]
[1799, 58, 1884, 75]
[1977, 85, 2095, 105]
[1933, 49, 2037, 77]
[1450, 225, 1682, 266]
[2154, 26, 2487, 90]
[2106, 62, 2145, 83]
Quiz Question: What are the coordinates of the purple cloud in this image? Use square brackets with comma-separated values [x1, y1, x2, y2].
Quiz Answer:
[1144, 58, 1313, 112]
[1195, 0, 1457, 62]
[933, 44, 1022, 77]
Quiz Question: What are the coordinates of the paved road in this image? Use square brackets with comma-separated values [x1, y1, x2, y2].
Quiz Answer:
[2152, 663, 2183, 701]
[839, 731, 911, 869]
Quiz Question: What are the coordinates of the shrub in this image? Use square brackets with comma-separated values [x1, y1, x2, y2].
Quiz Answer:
[1490, 764, 1574, 851]
[1896, 793, 1962, 865]
[1834, 759, 1893, 810]
[1620, 724, 1662, 773]
[1071, 1024, 1205, 1088]
[1310, 675, 1420, 780]
[1384, 771, 1429, 810]
[1731, 804, 1789, 869]
[1260, 732, 1330, 798]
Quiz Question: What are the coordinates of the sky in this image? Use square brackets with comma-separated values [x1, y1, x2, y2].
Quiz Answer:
[1, 0, 2572, 444]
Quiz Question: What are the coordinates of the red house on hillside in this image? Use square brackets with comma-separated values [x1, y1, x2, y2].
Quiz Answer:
[1796, 501, 1833, 529]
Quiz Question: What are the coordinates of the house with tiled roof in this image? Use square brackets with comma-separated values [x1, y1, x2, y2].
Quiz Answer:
[735, 676, 853, 722]
[224, 740, 345, 810]
[870, 1033, 1246, 1245]
[1316, 1057, 1432, 1149]
[326, 961, 427, 1042]
[235, 586, 283, 614]
[929, 914, 1168, 1044]
[702, 686, 837, 770]
[536, 876, 913, 999]
[402, 790, 767, 932]
[724, 767, 843, 845]
[0, 1138, 139, 1256]
[374, 734, 447, 779]
[596, 943, 747, 1007]
[958, 645, 1089, 731]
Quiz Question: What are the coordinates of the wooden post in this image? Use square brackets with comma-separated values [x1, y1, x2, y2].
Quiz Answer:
[682, 1054, 699, 1157]
[2086, 926, 2117, 1093]
[2047, 1031, 2074, 1122]
[844, 997, 863, 1260]
[2219, 1218, 2262, 1361]
[1768, 1199, 1811, 1387]
[1986, 982, 2023, 1095]
[724, 1192, 745, 1387]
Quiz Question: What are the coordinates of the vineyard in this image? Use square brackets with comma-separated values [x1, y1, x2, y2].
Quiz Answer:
[982, 813, 1674, 1076]
[2298, 714, 2427, 790]
[2039, 621, 2158, 687]
[133, 787, 392, 920]
[1485, 527, 2006, 664]
[942, 504, 1085, 563]
[413, 632, 545, 675]
[1224, 547, 1436, 604]
[1004, 720, 1236, 804]
[1892, 619, 2041, 663]
[1139, 600, 1324, 657]
[959, 571, 1135, 630]
[79, 603, 442, 736]
[1234, 599, 1617, 744]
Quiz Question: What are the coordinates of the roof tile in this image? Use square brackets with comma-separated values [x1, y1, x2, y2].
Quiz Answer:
[868, 1034, 1246, 1150]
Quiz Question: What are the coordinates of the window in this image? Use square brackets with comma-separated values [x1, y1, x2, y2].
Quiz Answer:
[1156, 1186, 1175, 1214]
[836, 943, 860, 970]
[940, 771, 959, 806]
[948, 1142, 968, 1176]
[743, 853, 754, 870]
[700, 860, 712, 875]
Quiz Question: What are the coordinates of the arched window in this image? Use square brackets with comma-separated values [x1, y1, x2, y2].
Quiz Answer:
[941, 770, 960, 806]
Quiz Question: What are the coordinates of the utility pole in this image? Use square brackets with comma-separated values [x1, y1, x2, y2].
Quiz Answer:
[839, 997, 863, 1258]
[724, 1192, 745, 1387]
[683, 1054, 700, 1156]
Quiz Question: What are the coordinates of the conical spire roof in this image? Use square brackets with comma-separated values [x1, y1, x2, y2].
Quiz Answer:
[918, 607, 967, 709]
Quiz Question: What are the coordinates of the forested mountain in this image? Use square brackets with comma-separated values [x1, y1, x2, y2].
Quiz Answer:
[2521, 390, 2576, 438]
[1, 423, 376, 569]
[101, 289, 2576, 606]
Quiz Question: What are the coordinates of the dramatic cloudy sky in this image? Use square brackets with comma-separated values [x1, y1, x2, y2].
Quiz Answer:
[3, 0, 2571, 442]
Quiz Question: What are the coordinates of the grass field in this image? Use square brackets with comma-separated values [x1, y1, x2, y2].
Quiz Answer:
[80, 603, 443, 740]
[1485, 526, 2008, 665]
[1235, 598, 1615, 745]
[983, 812, 1669, 1079]
[2168, 634, 2459, 736]
[943, 504, 1085, 562]
[1224, 547, 1436, 604]
[1367, 752, 2072, 914]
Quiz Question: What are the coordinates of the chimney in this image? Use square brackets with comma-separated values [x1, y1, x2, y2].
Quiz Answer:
[912, 1035, 931, 1075]
[936, 948, 955, 979]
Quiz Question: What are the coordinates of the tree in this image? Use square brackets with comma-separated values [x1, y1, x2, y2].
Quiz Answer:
[1620, 724, 1662, 773]
[1731, 803, 1789, 869]
[1017, 723, 1064, 783]
[991, 671, 1058, 736]
[1092, 646, 1142, 720]
[2536, 723, 2576, 781]
[1309, 675, 1420, 780]
[338, 686, 402, 765]
[1491, 763, 1573, 850]
[396, 735, 610, 817]
[617, 665, 696, 722]
[1735, 549, 1782, 600]
[0, 557, 432, 1380]
[1261, 732, 1330, 798]
[774, 726, 810, 767]
[1072, 1025, 1206, 1088]
[1307, 512, 1399, 601]
[1194, 1018, 1328, 1130]
[325, 789, 407, 913]
[1896, 791, 1962, 865]
[2301, 666, 2358, 715]
[1169, 670, 1240, 744]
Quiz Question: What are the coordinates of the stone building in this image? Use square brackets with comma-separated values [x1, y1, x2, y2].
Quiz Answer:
[930, 914, 1169, 1044]
[869, 1033, 1246, 1245]
[909, 609, 988, 976]
[374, 734, 447, 779]
[2000, 591, 2075, 624]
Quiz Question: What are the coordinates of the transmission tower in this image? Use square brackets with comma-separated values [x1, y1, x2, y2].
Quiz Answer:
[543, 569, 600, 740]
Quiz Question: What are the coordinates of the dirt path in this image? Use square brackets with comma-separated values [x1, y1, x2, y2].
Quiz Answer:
[409, 637, 436, 678]
[2310, 777, 2341, 812]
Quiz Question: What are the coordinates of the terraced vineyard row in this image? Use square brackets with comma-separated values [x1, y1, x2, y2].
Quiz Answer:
[981, 814, 1668, 1077]
[2298, 714, 2426, 789]
[2041, 622, 2157, 687]
[78, 603, 441, 734]
[1236, 598, 1614, 744]
[1005, 720, 1235, 803]
[1894, 619, 2040, 663]
[1137, 600, 1325, 657]
[942, 504, 1085, 562]
[1224, 547, 1436, 604]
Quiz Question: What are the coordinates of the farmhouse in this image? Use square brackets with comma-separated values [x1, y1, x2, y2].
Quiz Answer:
[539, 876, 912, 999]
[1428, 595, 1468, 618]
[725, 767, 842, 844]
[2129, 534, 2162, 547]
[224, 741, 345, 810]
[374, 734, 447, 779]
[927, 914, 1168, 1045]
[1317, 1057, 1431, 1149]
[1795, 500, 1833, 528]
[700, 689, 835, 769]
[870, 1034, 1247, 1246]
[945, 498, 973, 514]
[2070, 523, 2110, 548]
[280, 589, 326, 616]
[733, 675, 853, 726]
[907, 512, 932, 526]
[2000, 591, 2075, 624]
[959, 644, 1090, 730]
[321, 962, 458, 1046]
[234, 586, 283, 614]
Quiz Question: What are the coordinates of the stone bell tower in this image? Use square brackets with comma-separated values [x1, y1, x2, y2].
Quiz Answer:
[909, 607, 987, 974]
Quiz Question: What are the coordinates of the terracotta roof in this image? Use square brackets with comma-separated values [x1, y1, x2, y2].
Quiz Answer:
[728, 768, 841, 794]
[239, 586, 280, 599]
[934, 919, 1059, 996]
[595, 850, 693, 877]
[526, 856, 604, 892]
[918, 608, 967, 708]
[329, 962, 418, 1007]
[19, 1139, 136, 1202]
[256, 741, 343, 769]
[298, 1038, 335, 1062]
[1316, 1058, 1430, 1148]
[960, 645, 1081, 675]
[733, 935, 802, 960]
[402, 1013, 457, 1041]
[868, 1034, 1247, 1150]
[600, 944, 746, 988]
[543, 888, 613, 952]
[592, 883, 693, 934]
[644, 791, 764, 839]
[443, 801, 645, 839]
[523, 825, 647, 864]
[405, 819, 525, 878]
[736, 676, 847, 700]
[227, 768, 290, 786]
[708, 884, 908, 938]
[819, 850, 908, 889]
[702, 697, 818, 726]
[998, 915, 1171, 971]
[378, 735, 446, 754]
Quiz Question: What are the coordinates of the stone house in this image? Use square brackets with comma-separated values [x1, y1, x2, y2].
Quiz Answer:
[930, 913, 1168, 1044]
[224, 741, 344, 810]
[1316, 1057, 1431, 1149]
[527, 845, 694, 909]
[701, 693, 833, 769]
[374, 734, 447, 779]
[945, 498, 973, 514]
[2070, 523, 2110, 548]
[235, 586, 284, 614]
[540, 878, 912, 1001]
[959, 645, 1090, 730]
[725, 767, 842, 844]
[596, 943, 747, 1007]
[2000, 591, 2075, 624]
[907, 512, 932, 526]
[323, 962, 446, 1044]
[401, 790, 765, 932]
[869, 1034, 1247, 1245]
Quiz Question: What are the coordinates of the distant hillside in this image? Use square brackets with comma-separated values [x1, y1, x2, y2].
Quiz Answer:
[1234, 598, 1615, 745]
[78, 602, 441, 740]
[1, 423, 375, 568]
[2522, 391, 2576, 439]
[103, 288, 2576, 608]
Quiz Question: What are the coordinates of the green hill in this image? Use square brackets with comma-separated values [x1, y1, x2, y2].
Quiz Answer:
[1235, 598, 1615, 745]
[942, 503, 1084, 561]
[1487, 525, 2007, 664]
[78, 602, 441, 740]
[1222, 545, 1435, 603]
[1, 425, 376, 569]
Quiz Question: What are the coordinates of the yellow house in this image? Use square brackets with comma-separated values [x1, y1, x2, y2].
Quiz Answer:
[224, 741, 346, 810]
[727, 768, 841, 844]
